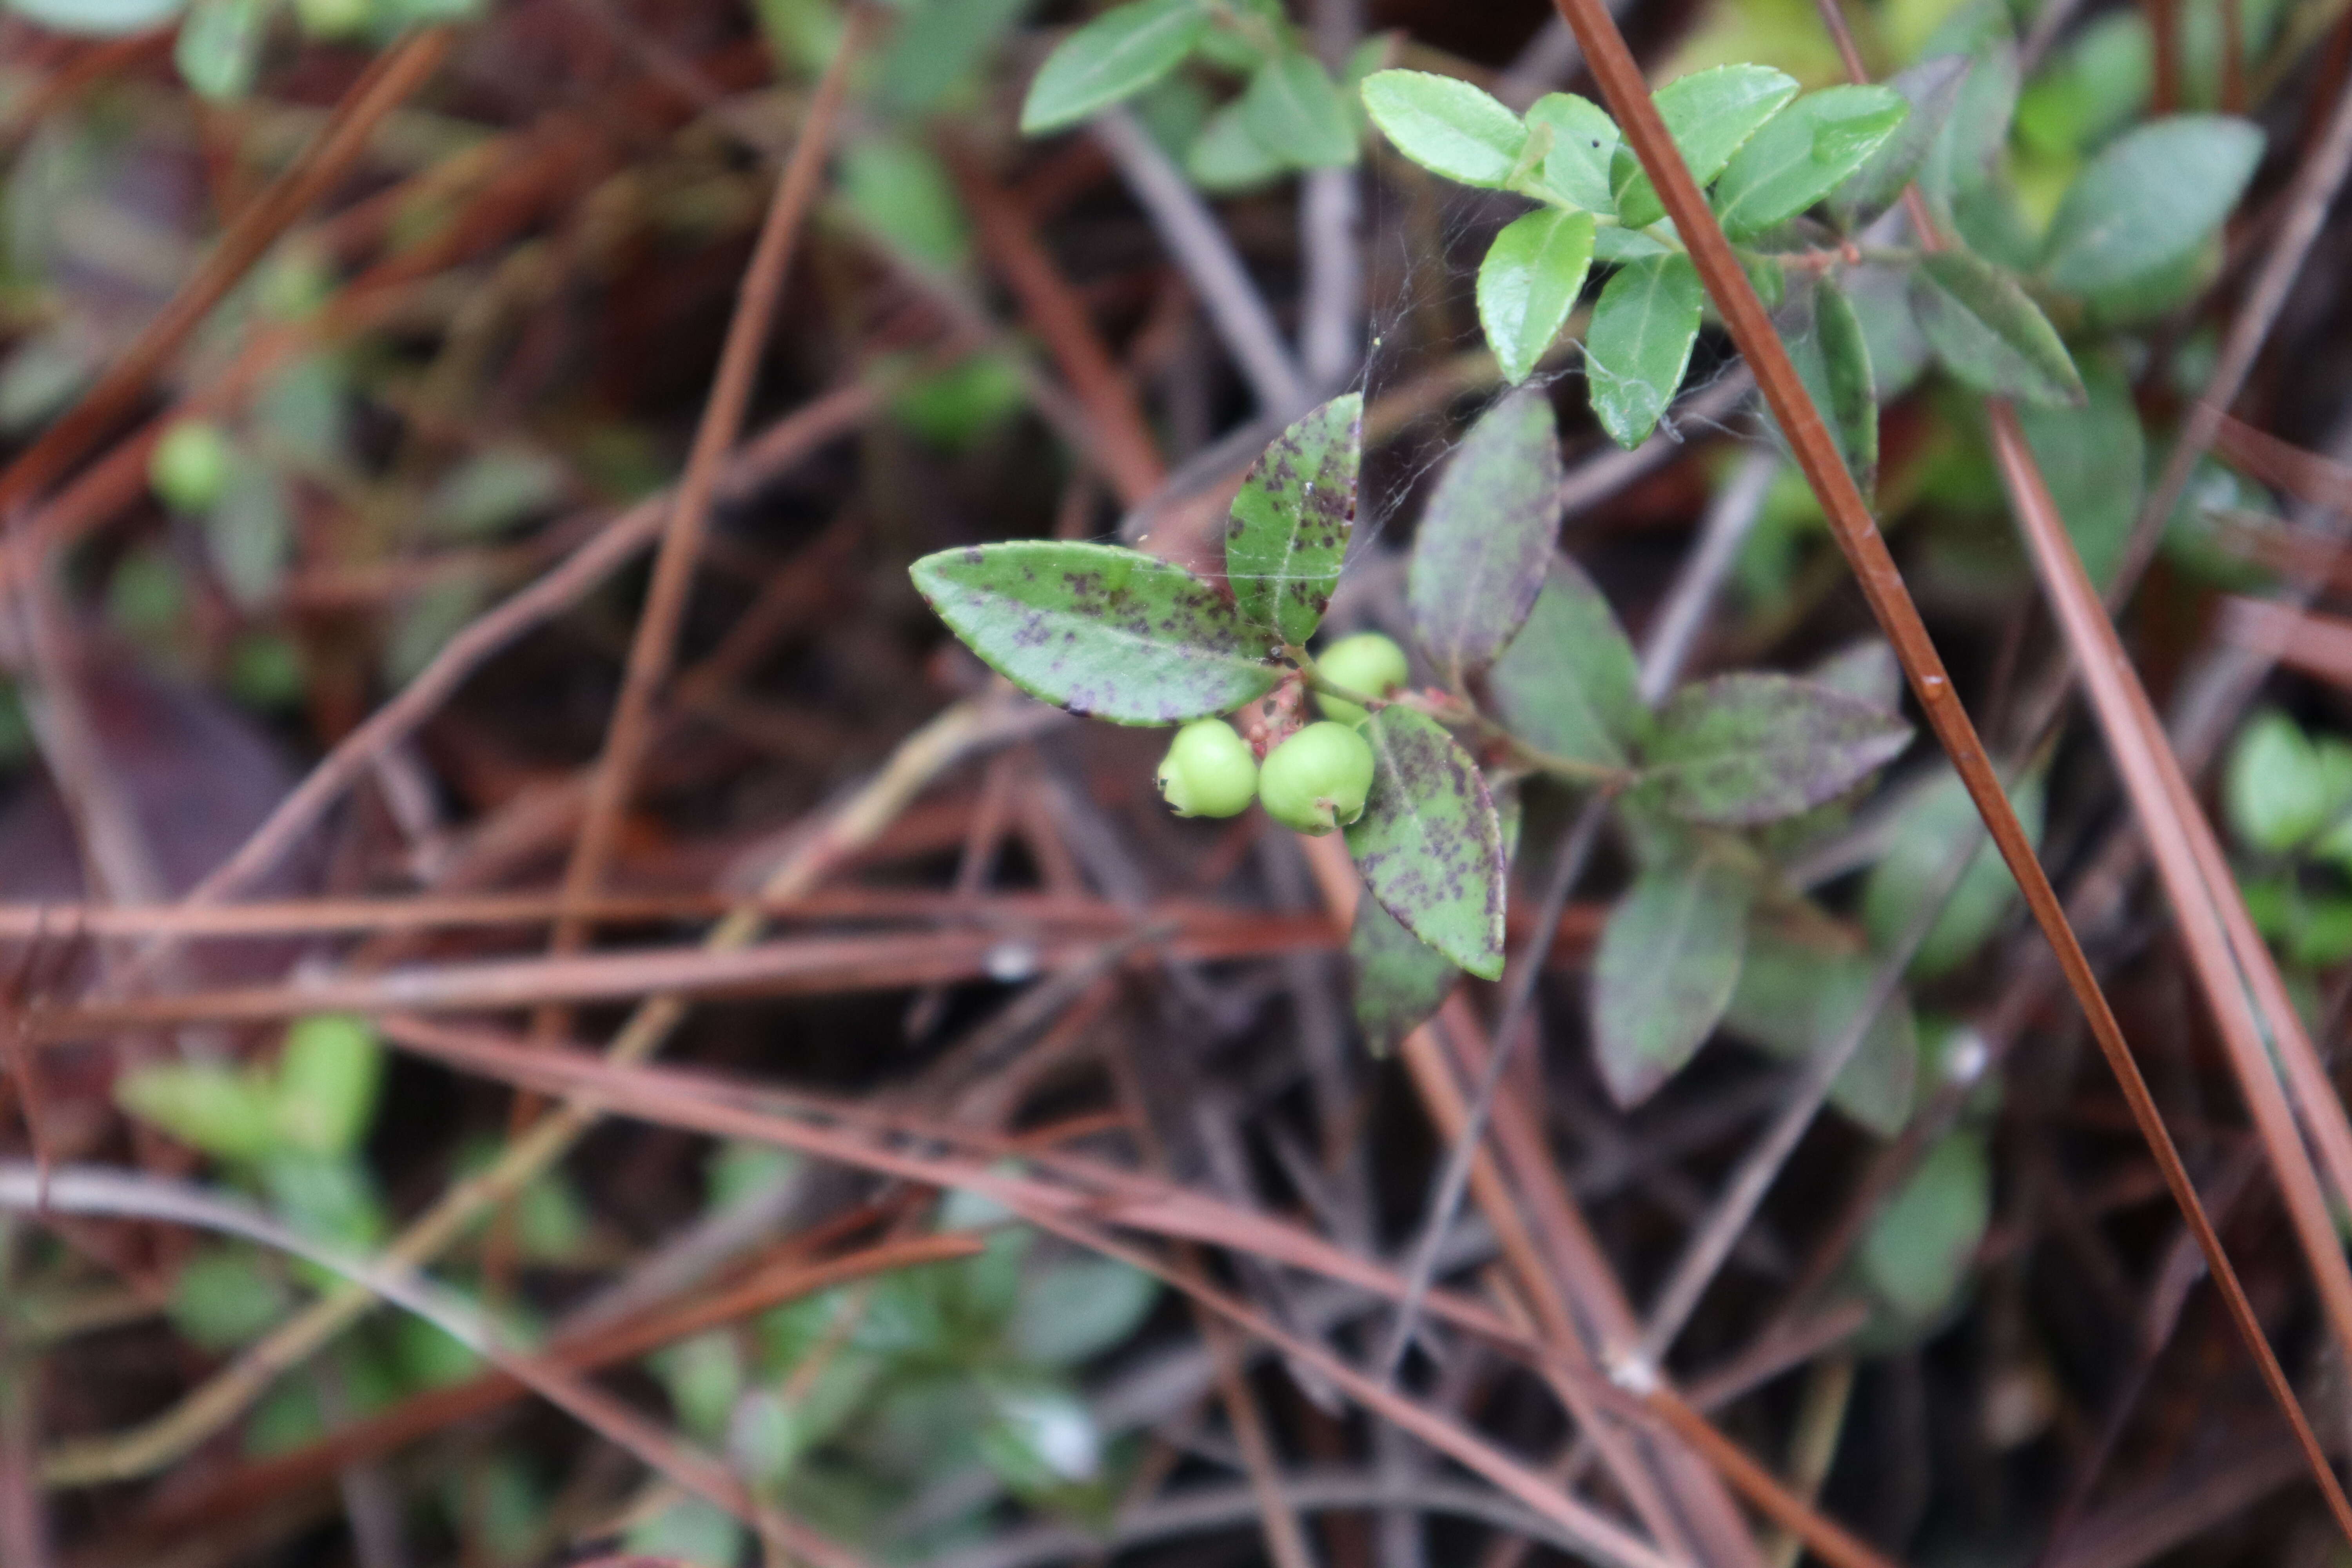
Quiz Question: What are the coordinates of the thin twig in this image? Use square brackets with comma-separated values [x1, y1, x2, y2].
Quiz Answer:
[1093, 108, 1310, 415]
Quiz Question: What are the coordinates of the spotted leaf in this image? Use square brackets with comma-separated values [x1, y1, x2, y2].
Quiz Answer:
[1225, 394, 1362, 645]
[1345, 706, 1506, 978]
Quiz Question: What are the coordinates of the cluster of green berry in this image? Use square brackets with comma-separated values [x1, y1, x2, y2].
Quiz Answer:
[1153, 632, 1407, 835]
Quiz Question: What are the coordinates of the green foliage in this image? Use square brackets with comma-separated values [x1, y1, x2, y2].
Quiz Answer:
[1861, 1129, 1992, 1322]
[1611, 64, 1800, 227]
[1477, 208, 1596, 385]
[909, 541, 1282, 724]
[1360, 71, 1526, 187]
[1724, 931, 1919, 1134]
[2042, 115, 2262, 296]
[1348, 706, 1506, 977]
[1348, 893, 1460, 1051]
[1708, 84, 1909, 238]
[1862, 768, 2045, 978]
[1020, 0, 1208, 133]
[2013, 355, 2145, 589]
[1225, 394, 1361, 644]
[150, 420, 234, 514]
[2226, 710, 2347, 852]
[1909, 250, 2085, 407]
[1483, 558, 1646, 770]
[1406, 390, 1565, 679]
[1238, 52, 1356, 170]
[1584, 256, 1705, 448]
[1638, 672, 1913, 826]
[1592, 846, 1753, 1104]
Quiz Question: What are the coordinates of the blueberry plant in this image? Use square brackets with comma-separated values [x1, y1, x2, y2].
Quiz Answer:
[915, 0, 2279, 1334]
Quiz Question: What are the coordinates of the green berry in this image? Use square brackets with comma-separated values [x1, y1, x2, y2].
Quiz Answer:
[1259, 721, 1375, 835]
[150, 421, 233, 514]
[1316, 632, 1410, 725]
[1156, 719, 1258, 818]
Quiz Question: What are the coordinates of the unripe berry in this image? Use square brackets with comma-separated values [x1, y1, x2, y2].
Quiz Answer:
[1315, 632, 1409, 725]
[150, 421, 233, 514]
[1156, 719, 1258, 818]
[1259, 721, 1375, 835]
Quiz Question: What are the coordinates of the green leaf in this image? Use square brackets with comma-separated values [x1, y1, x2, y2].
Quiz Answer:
[840, 137, 970, 269]
[1709, 85, 1908, 239]
[1726, 931, 1918, 1136]
[1485, 557, 1645, 770]
[6, 0, 186, 31]
[1012, 1258, 1160, 1365]
[910, 541, 1281, 724]
[1920, 40, 2019, 211]
[175, 0, 269, 100]
[1345, 707, 1506, 978]
[1225, 394, 1362, 644]
[1186, 100, 1286, 190]
[1831, 54, 1967, 229]
[1640, 672, 1913, 826]
[1348, 895, 1460, 1053]
[1584, 254, 1704, 449]
[2014, 355, 2145, 590]
[1406, 389, 1564, 682]
[1814, 277, 1877, 495]
[170, 1248, 290, 1350]
[1861, 1129, 1991, 1321]
[1591, 848, 1753, 1105]
[2227, 710, 2330, 851]
[272, 1014, 385, 1158]
[1476, 208, 1595, 385]
[1522, 92, 1620, 213]
[428, 445, 568, 538]
[1861, 767, 2044, 979]
[204, 463, 291, 609]
[1359, 69, 1526, 188]
[117, 1063, 279, 1162]
[1909, 250, 2085, 407]
[1020, 0, 1207, 134]
[2043, 114, 2262, 295]
[877, 0, 1032, 114]
[1610, 63, 1800, 228]
[1241, 52, 1357, 170]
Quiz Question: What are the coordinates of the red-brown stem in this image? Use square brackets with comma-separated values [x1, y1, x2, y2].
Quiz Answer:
[1546, 0, 2352, 1537]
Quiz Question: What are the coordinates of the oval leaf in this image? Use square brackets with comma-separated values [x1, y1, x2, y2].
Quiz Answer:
[911, 541, 1280, 724]
[1485, 557, 1644, 770]
[1345, 707, 1506, 978]
[1407, 389, 1564, 682]
[1910, 250, 2085, 407]
[1349, 895, 1460, 1054]
[2043, 115, 2262, 295]
[2014, 354, 2143, 589]
[1724, 930, 1918, 1136]
[1360, 69, 1526, 188]
[1861, 766, 2045, 979]
[1020, 0, 1208, 134]
[1523, 92, 1620, 213]
[1584, 254, 1703, 449]
[1862, 1130, 1991, 1322]
[1710, 84, 1909, 239]
[1225, 394, 1363, 644]
[1241, 51, 1358, 171]
[1591, 849, 1753, 1106]
[1611, 63, 1800, 227]
[1477, 208, 1596, 385]
[1832, 55, 1967, 228]
[1639, 671, 1913, 825]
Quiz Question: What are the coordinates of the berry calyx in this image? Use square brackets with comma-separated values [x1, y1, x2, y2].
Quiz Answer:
[1259, 720, 1375, 835]
[1156, 719, 1258, 818]
[1315, 632, 1409, 725]
[150, 421, 233, 514]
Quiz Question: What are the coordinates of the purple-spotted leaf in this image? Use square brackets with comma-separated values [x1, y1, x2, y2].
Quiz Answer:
[1349, 895, 1459, 1053]
[1407, 389, 1564, 685]
[1345, 706, 1506, 978]
[911, 541, 1281, 724]
[1225, 394, 1362, 644]
[1484, 557, 1645, 769]
[1591, 847, 1753, 1106]
[1639, 672, 1912, 824]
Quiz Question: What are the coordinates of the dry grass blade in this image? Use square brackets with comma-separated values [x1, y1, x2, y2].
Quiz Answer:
[1546, 0, 2352, 1535]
